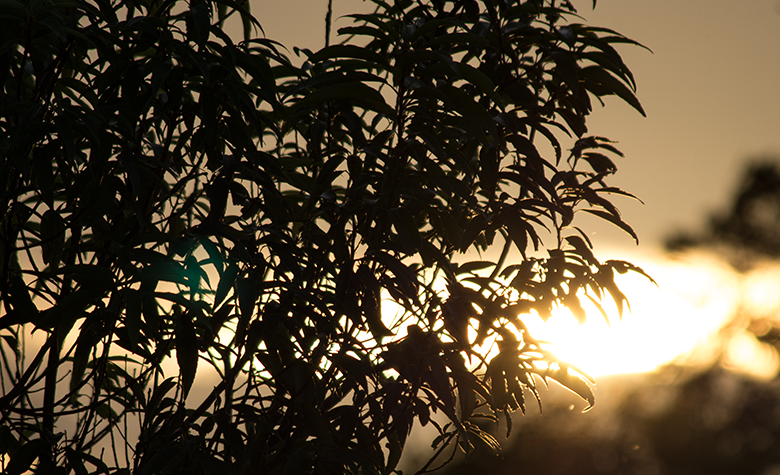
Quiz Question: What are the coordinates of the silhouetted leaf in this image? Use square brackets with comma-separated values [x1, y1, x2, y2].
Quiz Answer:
[176, 313, 199, 399]
[546, 367, 595, 412]
[5, 439, 48, 475]
[582, 208, 639, 243]
[214, 261, 239, 310]
[581, 65, 646, 116]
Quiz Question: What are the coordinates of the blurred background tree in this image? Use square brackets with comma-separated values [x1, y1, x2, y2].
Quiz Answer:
[667, 159, 780, 368]
[667, 160, 780, 271]
[0, 0, 648, 473]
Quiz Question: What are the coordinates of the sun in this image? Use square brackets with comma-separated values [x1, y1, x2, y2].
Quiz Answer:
[521, 251, 770, 378]
[380, 250, 780, 380]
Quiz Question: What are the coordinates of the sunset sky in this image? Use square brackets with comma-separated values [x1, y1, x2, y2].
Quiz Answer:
[247, 0, 780, 377]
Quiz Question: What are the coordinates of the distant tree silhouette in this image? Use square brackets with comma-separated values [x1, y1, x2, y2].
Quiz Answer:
[439, 369, 780, 475]
[665, 158, 780, 362]
[667, 160, 780, 270]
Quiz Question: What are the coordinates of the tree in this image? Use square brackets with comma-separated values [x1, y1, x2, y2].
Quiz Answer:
[666, 159, 780, 374]
[0, 0, 650, 473]
[667, 160, 780, 270]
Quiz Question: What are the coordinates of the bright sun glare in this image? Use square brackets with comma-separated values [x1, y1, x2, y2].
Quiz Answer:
[157, 249, 780, 386]
[521, 251, 780, 379]
[381, 251, 780, 381]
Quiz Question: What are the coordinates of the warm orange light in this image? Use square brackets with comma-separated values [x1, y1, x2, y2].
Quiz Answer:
[378, 250, 780, 379]
[521, 250, 780, 379]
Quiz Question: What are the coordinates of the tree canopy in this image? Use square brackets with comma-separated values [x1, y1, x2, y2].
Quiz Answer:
[0, 0, 650, 473]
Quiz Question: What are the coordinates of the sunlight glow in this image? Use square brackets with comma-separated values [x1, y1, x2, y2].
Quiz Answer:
[380, 251, 780, 379]
[722, 330, 780, 380]
[523, 252, 740, 377]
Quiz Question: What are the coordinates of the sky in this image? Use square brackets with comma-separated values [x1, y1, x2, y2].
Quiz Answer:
[251, 0, 780, 254]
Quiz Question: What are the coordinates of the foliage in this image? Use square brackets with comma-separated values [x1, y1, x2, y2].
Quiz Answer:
[667, 160, 780, 270]
[0, 0, 649, 473]
[665, 159, 780, 375]
[440, 368, 780, 475]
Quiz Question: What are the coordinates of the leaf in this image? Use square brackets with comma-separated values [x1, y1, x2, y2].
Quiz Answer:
[139, 261, 190, 287]
[595, 265, 630, 318]
[124, 288, 143, 351]
[581, 152, 617, 173]
[213, 261, 239, 310]
[390, 207, 421, 254]
[546, 367, 595, 412]
[69, 332, 93, 398]
[439, 84, 498, 141]
[465, 422, 501, 455]
[139, 445, 186, 475]
[503, 213, 530, 257]
[307, 44, 393, 71]
[9, 274, 38, 323]
[175, 313, 198, 399]
[74, 451, 110, 474]
[5, 438, 48, 475]
[190, 2, 210, 47]
[383, 430, 403, 475]
[33, 148, 55, 207]
[292, 82, 395, 117]
[284, 447, 315, 475]
[605, 259, 657, 286]
[551, 50, 580, 96]
[460, 214, 488, 252]
[456, 260, 495, 275]
[65, 448, 89, 475]
[565, 293, 587, 324]
[565, 235, 599, 267]
[357, 266, 393, 339]
[235, 276, 256, 320]
[426, 351, 455, 410]
[332, 353, 369, 390]
[581, 208, 639, 243]
[580, 65, 646, 117]
[0, 424, 19, 459]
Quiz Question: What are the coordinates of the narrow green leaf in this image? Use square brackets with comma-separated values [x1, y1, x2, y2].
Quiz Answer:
[551, 50, 580, 96]
[191, 3, 210, 47]
[64, 448, 88, 475]
[605, 259, 657, 286]
[40, 210, 65, 267]
[125, 288, 143, 350]
[383, 431, 403, 475]
[504, 213, 530, 257]
[308, 44, 393, 71]
[565, 235, 599, 267]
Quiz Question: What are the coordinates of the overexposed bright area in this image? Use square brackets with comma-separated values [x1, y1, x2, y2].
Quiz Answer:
[520, 249, 780, 380]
